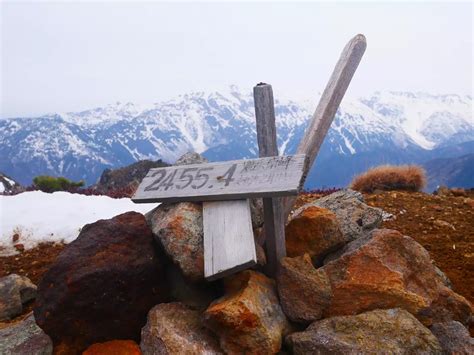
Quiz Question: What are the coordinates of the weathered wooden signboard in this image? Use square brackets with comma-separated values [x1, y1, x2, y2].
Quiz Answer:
[133, 34, 367, 280]
[133, 155, 306, 203]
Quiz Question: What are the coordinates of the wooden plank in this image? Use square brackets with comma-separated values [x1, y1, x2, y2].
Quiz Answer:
[254, 83, 286, 276]
[282, 34, 367, 220]
[203, 199, 257, 281]
[132, 154, 306, 203]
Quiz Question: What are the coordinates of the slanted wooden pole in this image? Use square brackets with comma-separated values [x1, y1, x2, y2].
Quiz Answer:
[282, 34, 367, 221]
[254, 83, 286, 276]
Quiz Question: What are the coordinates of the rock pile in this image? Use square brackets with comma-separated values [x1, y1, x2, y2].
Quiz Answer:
[1, 154, 472, 354]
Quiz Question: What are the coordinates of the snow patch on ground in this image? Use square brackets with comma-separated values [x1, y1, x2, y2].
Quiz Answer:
[0, 191, 157, 256]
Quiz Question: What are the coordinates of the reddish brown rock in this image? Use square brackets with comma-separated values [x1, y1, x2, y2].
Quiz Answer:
[83, 340, 141, 355]
[287, 308, 442, 354]
[203, 271, 289, 354]
[285, 206, 346, 264]
[140, 302, 222, 354]
[276, 254, 331, 323]
[321, 229, 473, 326]
[34, 212, 168, 352]
[147, 202, 204, 281]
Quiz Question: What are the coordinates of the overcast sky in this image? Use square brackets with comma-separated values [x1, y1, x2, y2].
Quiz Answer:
[1, 1, 472, 118]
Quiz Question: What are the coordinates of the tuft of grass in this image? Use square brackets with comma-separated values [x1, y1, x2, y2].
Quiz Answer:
[350, 165, 426, 193]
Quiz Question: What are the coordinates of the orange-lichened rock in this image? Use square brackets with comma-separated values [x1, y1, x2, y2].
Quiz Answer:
[203, 270, 290, 354]
[285, 206, 346, 264]
[83, 340, 141, 355]
[287, 309, 442, 354]
[147, 202, 205, 281]
[140, 302, 222, 354]
[276, 254, 331, 323]
[321, 229, 472, 326]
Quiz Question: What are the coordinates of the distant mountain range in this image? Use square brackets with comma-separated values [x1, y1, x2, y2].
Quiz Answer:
[1, 87, 472, 190]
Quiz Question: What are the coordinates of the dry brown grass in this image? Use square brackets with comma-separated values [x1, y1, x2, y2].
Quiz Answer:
[350, 165, 426, 193]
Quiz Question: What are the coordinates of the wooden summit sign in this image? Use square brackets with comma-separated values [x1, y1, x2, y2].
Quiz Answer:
[133, 34, 367, 280]
[133, 155, 307, 203]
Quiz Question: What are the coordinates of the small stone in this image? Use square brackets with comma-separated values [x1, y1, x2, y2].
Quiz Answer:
[430, 321, 474, 354]
[83, 340, 141, 355]
[203, 270, 290, 354]
[433, 219, 456, 230]
[140, 302, 222, 354]
[287, 309, 442, 354]
[0, 314, 53, 355]
[0, 274, 37, 321]
[14, 243, 25, 252]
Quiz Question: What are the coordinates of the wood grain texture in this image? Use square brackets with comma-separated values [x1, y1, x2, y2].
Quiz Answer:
[203, 200, 257, 281]
[132, 155, 306, 203]
[282, 34, 367, 220]
[254, 83, 286, 277]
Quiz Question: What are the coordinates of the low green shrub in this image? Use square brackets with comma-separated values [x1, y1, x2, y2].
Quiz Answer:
[33, 175, 84, 192]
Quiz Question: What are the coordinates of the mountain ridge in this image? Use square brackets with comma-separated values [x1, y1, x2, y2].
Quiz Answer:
[1, 88, 472, 188]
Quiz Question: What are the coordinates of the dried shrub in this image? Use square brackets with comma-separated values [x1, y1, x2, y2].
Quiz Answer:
[350, 165, 426, 193]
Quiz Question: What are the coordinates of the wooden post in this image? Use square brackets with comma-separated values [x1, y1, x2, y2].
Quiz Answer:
[281, 34, 367, 220]
[254, 83, 286, 276]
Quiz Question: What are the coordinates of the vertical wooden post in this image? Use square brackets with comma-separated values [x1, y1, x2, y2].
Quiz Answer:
[254, 83, 286, 277]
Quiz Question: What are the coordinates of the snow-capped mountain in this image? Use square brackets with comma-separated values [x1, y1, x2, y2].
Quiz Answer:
[0, 87, 472, 188]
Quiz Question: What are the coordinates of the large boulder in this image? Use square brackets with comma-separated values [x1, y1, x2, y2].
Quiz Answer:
[34, 212, 168, 351]
[276, 254, 331, 323]
[430, 321, 474, 354]
[140, 302, 222, 354]
[287, 308, 442, 354]
[321, 229, 472, 326]
[285, 206, 346, 265]
[0, 314, 53, 355]
[203, 271, 290, 354]
[0, 274, 37, 321]
[96, 159, 169, 194]
[310, 189, 383, 241]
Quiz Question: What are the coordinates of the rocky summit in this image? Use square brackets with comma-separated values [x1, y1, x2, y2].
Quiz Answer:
[0, 183, 470, 354]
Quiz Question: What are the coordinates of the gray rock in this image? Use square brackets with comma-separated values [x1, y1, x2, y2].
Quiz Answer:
[0, 274, 37, 321]
[287, 308, 443, 355]
[430, 321, 474, 354]
[310, 189, 383, 241]
[0, 314, 53, 355]
[175, 152, 208, 166]
[140, 302, 222, 355]
[147, 202, 205, 281]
